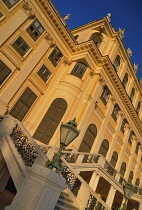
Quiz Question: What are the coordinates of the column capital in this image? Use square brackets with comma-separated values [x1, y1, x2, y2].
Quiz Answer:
[119, 111, 125, 118]
[110, 95, 116, 105]
[126, 124, 131, 130]
[139, 145, 142, 151]
[98, 76, 105, 85]
[63, 57, 72, 65]
[134, 137, 138, 142]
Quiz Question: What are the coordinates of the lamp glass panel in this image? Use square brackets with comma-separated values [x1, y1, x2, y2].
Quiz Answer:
[124, 184, 135, 198]
[60, 126, 78, 146]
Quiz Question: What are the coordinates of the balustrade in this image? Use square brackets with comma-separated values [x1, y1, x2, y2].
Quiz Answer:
[61, 158, 111, 210]
[104, 161, 117, 178]
[10, 124, 38, 167]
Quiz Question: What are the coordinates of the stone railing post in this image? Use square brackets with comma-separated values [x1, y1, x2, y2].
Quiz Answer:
[6, 164, 66, 210]
[98, 155, 105, 168]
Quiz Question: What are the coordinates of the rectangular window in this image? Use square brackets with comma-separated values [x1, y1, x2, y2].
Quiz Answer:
[120, 119, 127, 134]
[70, 62, 87, 79]
[0, 60, 12, 85]
[48, 46, 63, 67]
[100, 86, 110, 105]
[112, 105, 120, 121]
[26, 19, 45, 41]
[37, 65, 51, 83]
[10, 88, 37, 121]
[12, 36, 30, 57]
[2, 0, 20, 9]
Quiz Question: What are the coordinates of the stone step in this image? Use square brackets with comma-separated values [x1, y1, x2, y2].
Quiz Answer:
[54, 203, 79, 210]
[55, 192, 79, 210]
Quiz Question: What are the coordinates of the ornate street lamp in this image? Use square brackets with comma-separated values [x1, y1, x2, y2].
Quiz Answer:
[119, 182, 136, 210]
[60, 118, 80, 149]
[46, 118, 80, 173]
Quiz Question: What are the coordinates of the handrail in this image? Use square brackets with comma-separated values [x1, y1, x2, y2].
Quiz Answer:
[0, 115, 48, 166]
[61, 157, 111, 210]
[43, 145, 142, 196]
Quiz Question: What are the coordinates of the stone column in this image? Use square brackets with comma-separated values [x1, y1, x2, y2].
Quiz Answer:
[91, 95, 115, 153]
[89, 172, 100, 192]
[120, 197, 126, 209]
[106, 185, 116, 208]
[6, 164, 66, 210]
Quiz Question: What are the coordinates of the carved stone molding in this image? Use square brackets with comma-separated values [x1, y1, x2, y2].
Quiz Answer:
[118, 28, 126, 39]
[134, 137, 138, 142]
[89, 69, 95, 76]
[119, 111, 125, 118]
[126, 124, 131, 130]
[106, 13, 111, 22]
[83, 94, 92, 105]
[63, 58, 72, 65]
[110, 96, 116, 104]
[127, 48, 132, 58]
[98, 76, 105, 85]
[133, 63, 138, 73]
[139, 145, 142, 151]
[44, 33, 56, 47]
[22, 1, 35, 19]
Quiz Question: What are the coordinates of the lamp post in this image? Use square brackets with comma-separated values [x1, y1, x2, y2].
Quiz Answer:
[46, 118, 80, 173]
[119, 182, 136, 210]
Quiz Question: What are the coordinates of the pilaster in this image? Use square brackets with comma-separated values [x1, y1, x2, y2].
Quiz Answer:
[106, 111, 123, 161]
[115, 123, 131, 172]
[125, 137, 137, 181]
[91, 95, 115, 153]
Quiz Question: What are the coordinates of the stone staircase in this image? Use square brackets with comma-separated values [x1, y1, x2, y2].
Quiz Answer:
[55, 190, 79, 210]
[0, 115, 111, 210]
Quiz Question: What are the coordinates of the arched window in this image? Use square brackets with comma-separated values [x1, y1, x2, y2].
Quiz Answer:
[89, 33, 103, 47]
[130, 88, 135, 102]
[70, 62, 87, 79]
[98, 139, 109, 157]
[128, 171, 133, 183]
[110, 151, 118, 167]
[136, 101, 141, 115]
[135, 178, 140, 186]
[100, 86, 110, 105]
[113, 55, 120, 72]
[33, 98, 67, 144]
[119, 162, 126, 177]
[128, 131, 135, 145]
[78, 124, 97, 152]
[112, 104, 120, 121]
[120, 118, 127, 134]
[122, 73, 128, 89]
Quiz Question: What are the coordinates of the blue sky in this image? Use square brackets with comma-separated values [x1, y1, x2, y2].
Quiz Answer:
[52, 0, 142, 80]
